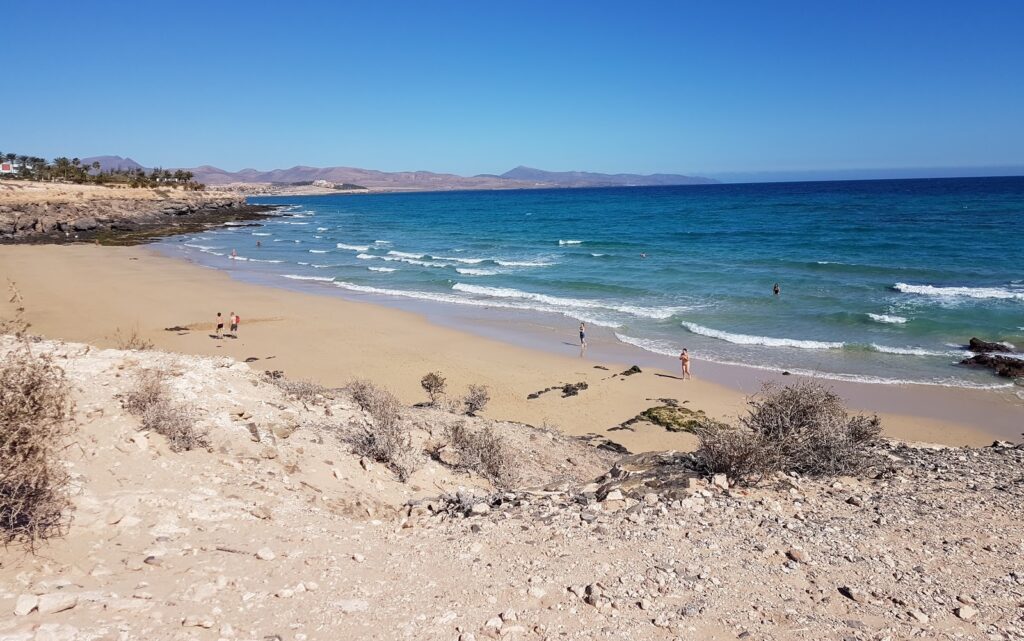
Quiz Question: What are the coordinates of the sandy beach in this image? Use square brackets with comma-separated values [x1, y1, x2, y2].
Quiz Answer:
[1, 243, 1017, 450]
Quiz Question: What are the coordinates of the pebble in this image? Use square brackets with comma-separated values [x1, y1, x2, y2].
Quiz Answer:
[13, 594, 38, 616]
[786, 549, 809, 563]
[352, 553, 366, 563]
[256, 547, 276, 561]
[955, 605, 978, 620]
[182, 615, 215, 628]
[470, 503, 490, 516]
[37, 592, 78, 615]
[336, 599, 370, 613]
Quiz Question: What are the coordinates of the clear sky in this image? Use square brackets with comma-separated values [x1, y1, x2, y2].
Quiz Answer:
[2, 1, 1022, 180]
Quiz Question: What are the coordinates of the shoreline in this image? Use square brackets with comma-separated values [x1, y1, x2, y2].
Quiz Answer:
[1, 243, 1019, 450]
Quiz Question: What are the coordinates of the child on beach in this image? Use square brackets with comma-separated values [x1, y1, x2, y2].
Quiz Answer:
[229, 312, 239, 336]
[215, 312, 223, 337]
[679, 349, 691, 380]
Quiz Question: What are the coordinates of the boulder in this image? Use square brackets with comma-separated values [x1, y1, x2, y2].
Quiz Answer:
[71, 217, 98, 231]
[960, 353, 1024, 378]
[968, 337, 1012, 353]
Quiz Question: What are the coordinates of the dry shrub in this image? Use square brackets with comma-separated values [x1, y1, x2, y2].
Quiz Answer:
[0, 342, 74, 547]
[443, 421, 516, 489]
[122, 368, 207, 452]
[420, 372, 447, 406]
[693, 382, 881, 482]
[347, 379, 419, 481]
[462, 384, 490, 416]
[113, 327, 154, 351]
[265, 373, 330, 406]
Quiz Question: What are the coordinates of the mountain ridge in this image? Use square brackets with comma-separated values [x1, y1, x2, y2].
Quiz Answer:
[81, 157, 718, 191]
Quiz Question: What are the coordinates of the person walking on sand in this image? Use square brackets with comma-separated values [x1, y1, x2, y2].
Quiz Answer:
[579, 322, 587, 347]
[215, 312, 224, 337]
[679, 348, 692, 380]
[229, 311, 239, 336]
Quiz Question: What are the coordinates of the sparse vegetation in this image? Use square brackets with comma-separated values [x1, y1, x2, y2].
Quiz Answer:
[113, 327, 154, 351]
[693, 382, 881, 482]
[420, 372, 447, 406]
[462, 384, 490, 416]
[0, 284, 75, 547]
[265, 373, 331, 407]
[122, 368, 207, 452]
[442, 421, 516, 488]
[347, 379, 419, 481]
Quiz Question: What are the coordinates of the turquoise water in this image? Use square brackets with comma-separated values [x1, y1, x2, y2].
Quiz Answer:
[160, 177, 1024, 389]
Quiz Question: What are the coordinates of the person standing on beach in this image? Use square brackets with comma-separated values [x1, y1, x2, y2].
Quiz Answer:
[679, 349, 691, 380]
[773, 282, 781, 296]
[229, 312, 239, 336]
[579, 322, 587, 347]
[231, 249, 238, 260]
[215, 312, 224, 337]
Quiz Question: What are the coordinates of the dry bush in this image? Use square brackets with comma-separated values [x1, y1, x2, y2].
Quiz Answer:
[443, 421, 517, 489]
[265, 373, 330, 407]
[693, 382, 881, 482]
[347, 379, 419, 481]
[122, 368, 207, 452]
[0, 342, 74, 547]
[420, 372, 447, 406]
[462, 384, 490, 416]
[113, 327, 154, 351]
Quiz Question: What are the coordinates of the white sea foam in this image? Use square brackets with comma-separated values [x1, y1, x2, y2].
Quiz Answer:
[183, 243, 222, 251]
[337, 243, 370, 251]
[374, 240, 391, 245]
[435, 256, 487, 264]
[867, 313, 908, 324]
[558, 239, 583, 245]
[311, 263, 339, 269]
[308, 249, 330, 254]
[868, 344, 949, 357]
[282, 274, 335, 282]
[452, 283, 687, 319]
[494, 259, 555, 267]
[234, 256, 283, 263]
[359, 253, 450, 268]
[251, 232, 272, 236]
[893, 283, 1024, 301]
[316, 227, 329, 231]
[681, 322, 844, 350]
[456, 268, 499, 276]
[590, 253, 607, 257]
[331, 281, 619, 328]
[368, 266, 397, 272]
[388, 250, 425, 259]
[282, 221, 310, 225]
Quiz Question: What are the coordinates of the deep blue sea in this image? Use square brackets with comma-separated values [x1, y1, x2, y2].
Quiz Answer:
[160, 177, 1024, 390]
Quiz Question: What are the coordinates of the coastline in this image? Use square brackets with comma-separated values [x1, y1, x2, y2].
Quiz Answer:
[1, 243, 1019, 450]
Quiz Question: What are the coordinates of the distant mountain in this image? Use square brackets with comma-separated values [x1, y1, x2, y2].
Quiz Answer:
[81, 155, 145, 172]
[498, 166, 717, 187]
[187, 165, 537, 191]
[186, 164, 717, 191]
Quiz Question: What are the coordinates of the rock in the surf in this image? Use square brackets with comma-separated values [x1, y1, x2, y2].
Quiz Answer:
[968, 337, 1013, 353]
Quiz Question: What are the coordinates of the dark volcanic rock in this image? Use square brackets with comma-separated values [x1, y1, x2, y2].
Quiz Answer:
[960, 353, 1024, 378]
[968, 337, 1013, 353]
[619, 365, 642, 377]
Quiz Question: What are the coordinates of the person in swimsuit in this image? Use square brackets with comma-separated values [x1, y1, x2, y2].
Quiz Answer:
[773, 282, 781, 296]
[215, 312, 223, 337]
[229, 312, 239, 336]
[231, 249, 238, 260]
[679, 348, 691, 380]
[579, 322, 587, 347]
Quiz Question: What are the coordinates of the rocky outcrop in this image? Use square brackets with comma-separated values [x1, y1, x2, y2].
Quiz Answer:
[968, 337, 1013, 353]
[960, 353, 1024, 378]
[0, 192, 271, 244]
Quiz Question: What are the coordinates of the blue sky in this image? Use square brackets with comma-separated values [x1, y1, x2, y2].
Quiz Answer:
[1, 1, 1022, 179]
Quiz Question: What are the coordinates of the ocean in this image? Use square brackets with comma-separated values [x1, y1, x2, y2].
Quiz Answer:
[160, 177, 1024, 390]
